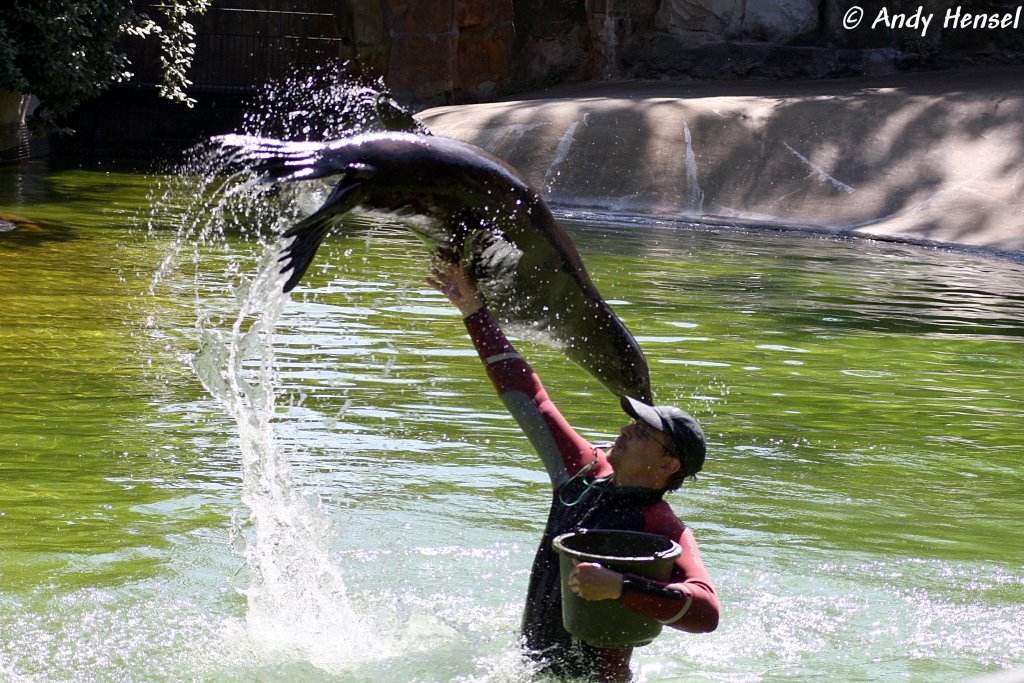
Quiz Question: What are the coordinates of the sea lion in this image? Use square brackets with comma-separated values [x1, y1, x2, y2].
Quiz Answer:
[215, 132, 652, 403]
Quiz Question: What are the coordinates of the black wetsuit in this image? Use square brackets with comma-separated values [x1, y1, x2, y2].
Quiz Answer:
[464, 309, 719, 681]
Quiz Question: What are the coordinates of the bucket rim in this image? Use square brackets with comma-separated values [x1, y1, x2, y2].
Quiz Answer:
[552, 529, 682, 563]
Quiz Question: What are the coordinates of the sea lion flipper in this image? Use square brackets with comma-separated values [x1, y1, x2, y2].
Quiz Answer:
[279, 213, 332, 292]
[279, 179, 363, 292]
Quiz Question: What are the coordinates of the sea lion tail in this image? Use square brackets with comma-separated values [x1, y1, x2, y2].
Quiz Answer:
[212, 134, 333, 183]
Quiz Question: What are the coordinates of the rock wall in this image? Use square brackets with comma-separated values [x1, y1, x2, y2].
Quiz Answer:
[617, 0, 1024, 80]
[654, 0, 819, 45]
[339, 0, 583, 106]
[512, 0, 591, 89]
[113, 1, 1024, 112]
[380, 0, 516, 104]
[418, 67, 1024, 255]
[353, 0, 1024, 107]
[359, 0, 842, 104]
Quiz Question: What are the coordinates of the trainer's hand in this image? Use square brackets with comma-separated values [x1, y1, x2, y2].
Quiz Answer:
[569, 562, 624, 601]
[427, 259, 484, 317]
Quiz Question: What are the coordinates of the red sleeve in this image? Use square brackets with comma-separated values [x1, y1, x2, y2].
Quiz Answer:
[618, 504, 719, 633]
[463, 308, 610, 482]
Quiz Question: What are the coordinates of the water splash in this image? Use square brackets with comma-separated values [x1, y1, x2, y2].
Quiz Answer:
[148, 65, 417, 292]
[147, 67, 437, 673]
[783, 141, 855, 194]
[683, 120, 704, 214]
[238, 65, 427, 141]
[543, 114, 588, 193]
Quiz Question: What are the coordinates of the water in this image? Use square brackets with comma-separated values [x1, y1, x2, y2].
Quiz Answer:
[1, 153, 1023, 682]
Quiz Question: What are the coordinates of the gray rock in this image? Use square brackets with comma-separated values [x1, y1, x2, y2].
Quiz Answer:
[655, 0, 819, 45]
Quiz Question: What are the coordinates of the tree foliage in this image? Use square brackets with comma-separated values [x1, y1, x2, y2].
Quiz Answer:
[0, 0, 210, 133]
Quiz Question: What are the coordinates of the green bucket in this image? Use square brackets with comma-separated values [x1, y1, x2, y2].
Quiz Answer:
[553, 529, 681, 648]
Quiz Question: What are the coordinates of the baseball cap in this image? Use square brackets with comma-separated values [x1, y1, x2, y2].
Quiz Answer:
[620, 396, 706, 477]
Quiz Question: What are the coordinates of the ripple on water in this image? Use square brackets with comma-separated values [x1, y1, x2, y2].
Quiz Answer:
[2, 159, 1023, 681]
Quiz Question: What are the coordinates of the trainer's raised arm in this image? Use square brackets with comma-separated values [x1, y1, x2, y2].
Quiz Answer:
[427, 259, 484, 318]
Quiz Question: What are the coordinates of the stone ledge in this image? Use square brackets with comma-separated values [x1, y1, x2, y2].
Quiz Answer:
[418, 65, 1024, 256]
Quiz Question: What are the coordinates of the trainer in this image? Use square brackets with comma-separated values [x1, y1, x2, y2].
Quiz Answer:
[429, 261, 719, 682]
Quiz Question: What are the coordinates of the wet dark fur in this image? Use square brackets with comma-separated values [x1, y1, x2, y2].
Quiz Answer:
[215, 132, 652, 403]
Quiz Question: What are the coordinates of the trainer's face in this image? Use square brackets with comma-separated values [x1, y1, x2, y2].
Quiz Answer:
[607, 420, 679, 486]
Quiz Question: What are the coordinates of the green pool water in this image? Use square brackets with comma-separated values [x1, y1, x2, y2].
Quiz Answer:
[0, 160, 1022, 682]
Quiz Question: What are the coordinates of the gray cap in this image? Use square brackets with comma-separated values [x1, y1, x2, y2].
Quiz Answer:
[620, 396, 706, 477]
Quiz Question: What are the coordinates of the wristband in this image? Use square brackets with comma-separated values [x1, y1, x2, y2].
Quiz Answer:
[620, 575, 685, 602]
